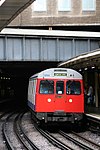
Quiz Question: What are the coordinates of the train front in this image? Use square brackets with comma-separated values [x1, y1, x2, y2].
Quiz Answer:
[35, 68, 84, 124]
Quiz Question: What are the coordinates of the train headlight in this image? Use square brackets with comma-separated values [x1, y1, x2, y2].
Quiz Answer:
[48, 98, 51, 102]
[69, 99, 72, 103]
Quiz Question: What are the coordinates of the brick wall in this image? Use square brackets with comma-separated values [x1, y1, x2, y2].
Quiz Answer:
[9, 0, 100, 27]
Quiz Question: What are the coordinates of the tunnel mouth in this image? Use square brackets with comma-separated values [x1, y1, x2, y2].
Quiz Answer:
[0, 61, 58, 109]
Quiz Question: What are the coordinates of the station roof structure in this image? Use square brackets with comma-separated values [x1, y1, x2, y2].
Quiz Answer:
[58, 49, 100, 70]
[0, 0, 35, 31]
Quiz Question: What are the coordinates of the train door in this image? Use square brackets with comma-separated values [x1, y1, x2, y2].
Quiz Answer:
[66, 80, 84, 112]
[54, 80, 66, 111]
[36, 79, 55, 112]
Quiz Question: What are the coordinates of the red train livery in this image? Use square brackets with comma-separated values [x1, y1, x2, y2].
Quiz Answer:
[28, 68, 84, 124]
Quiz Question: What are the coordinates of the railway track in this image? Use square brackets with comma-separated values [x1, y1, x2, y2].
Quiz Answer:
[2, 112, 24, 150]
[34, 123, 100, 150]
[34, 124, 74, 150]
[59, 130, 100, 150]
[1, 111, 100, 150]
[30, 112, 100, 150]
[0, 111, 11, 150]
[71, 131, 100, 149]
[14, 112, 39, 150]
[86, 115, 100, 134]
[2, 111, 39, 150]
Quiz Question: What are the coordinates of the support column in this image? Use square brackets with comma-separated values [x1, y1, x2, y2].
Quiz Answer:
[83, 71, 88, 87]
[95, 71, 98, 107]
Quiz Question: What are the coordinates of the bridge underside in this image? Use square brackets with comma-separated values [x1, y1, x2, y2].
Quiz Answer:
[0, 61, 58, 77]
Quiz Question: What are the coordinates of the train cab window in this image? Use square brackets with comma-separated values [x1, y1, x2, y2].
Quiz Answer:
[66, 80, 81, 95]
[56, 81, 64, 94]
[39, 80, 54, 94]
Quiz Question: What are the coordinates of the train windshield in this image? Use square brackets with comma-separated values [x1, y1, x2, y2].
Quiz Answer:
[66, 80, 81, 95]
[56, 81, 64, 94]
[39, 80, 54, 94]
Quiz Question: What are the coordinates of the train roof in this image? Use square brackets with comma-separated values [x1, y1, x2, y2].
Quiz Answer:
[1, 28, 100, 38]
[30, 68, 82, 79]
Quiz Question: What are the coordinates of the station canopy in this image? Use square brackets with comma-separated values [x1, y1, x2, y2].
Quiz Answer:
[0, 0, 35, 31]
[58, 49, 100, 70]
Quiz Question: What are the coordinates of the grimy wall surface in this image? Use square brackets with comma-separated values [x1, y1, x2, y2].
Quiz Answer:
[9, 0, 100, 27]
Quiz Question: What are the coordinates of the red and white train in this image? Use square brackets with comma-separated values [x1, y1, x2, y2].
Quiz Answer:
[28, 68, 84, 124]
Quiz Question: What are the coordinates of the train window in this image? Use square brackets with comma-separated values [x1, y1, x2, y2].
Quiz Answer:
[56, 81, 64, 94]
[39, 80, 54, 94]
[66, 80, 81, 95]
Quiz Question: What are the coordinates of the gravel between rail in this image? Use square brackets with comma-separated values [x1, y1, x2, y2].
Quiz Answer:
[1, 111, 100, 150]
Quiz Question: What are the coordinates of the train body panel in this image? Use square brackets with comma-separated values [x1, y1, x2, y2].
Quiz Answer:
[28, 68, 84, 123]
[35, 79, 84, 113]
[28, 78, 37, 111]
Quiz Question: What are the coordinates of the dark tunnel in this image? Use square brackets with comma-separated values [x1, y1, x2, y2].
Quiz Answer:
[0, 61, 58, 109]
